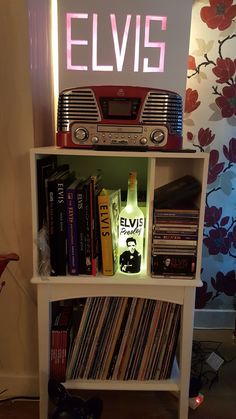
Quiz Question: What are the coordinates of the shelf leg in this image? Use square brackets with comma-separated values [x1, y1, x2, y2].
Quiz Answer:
[178, 287, 195, 419]
[37, 285, 51, 419]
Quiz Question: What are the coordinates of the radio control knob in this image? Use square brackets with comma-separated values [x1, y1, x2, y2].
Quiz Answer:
[92, 136, 99, 144]
[150, 129, 165, 144]
[140, 137, 148, 145]
[74, 127, 88, 142]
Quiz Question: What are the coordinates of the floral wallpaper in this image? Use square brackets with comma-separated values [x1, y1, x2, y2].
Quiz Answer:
[184, 0, 236, 313]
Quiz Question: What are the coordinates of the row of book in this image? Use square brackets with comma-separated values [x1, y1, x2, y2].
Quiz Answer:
[151, 176, 200, 278]
[37, 156, 121, 276]
[61, 297, 181, 382]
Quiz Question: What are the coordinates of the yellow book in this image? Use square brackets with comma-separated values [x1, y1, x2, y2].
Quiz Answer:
[98, 188, 121, 275]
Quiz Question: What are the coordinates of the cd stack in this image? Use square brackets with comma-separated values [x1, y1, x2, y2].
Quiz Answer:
[151, 176, 201, 278]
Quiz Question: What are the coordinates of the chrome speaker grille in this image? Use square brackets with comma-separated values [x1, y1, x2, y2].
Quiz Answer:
[140, 90, 183, 135]
[57, 88, 101, 131]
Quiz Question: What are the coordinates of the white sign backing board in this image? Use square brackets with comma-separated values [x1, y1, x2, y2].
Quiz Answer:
[56, 0, 193, 99]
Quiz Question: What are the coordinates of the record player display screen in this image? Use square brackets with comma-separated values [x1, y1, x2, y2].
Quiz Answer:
[108, 99, 131, 116]
[100, 97, 141, 119]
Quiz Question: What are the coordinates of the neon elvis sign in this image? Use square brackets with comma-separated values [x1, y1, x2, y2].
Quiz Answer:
[66, 13, 167, 72]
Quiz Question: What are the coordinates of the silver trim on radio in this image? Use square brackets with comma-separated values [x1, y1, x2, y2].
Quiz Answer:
[97, 125, 143, 133]
[71, 122, 168, 148]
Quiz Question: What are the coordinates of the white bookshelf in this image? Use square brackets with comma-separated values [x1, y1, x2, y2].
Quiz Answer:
[30, 147, 209, 419]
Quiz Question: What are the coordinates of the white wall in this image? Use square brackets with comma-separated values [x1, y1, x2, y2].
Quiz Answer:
[0, 0, 53, 397]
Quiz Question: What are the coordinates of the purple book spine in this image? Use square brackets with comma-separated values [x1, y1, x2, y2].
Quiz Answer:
[66, 183, 79, 275]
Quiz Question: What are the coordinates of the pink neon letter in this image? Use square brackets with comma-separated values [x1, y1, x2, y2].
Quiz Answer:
[67, 13, 88, 71]
[92, 14, 113, 71]
[134, 15, 141, 72]
[143, 16, 167, 73]
[110, 14, 131, 72]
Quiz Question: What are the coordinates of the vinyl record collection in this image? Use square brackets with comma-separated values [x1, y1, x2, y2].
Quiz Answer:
[50, 297, 181, 383]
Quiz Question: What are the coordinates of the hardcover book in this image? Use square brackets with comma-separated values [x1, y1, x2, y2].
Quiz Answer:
[83, 177, 93, 275]
[66, 178, 84, 275]
[54, 171, 75, 275]
[90, 171, 103, 276]
[36, 155, 57, 230]
[98, 188, 121, 276]
[76, 179, 88, 275]
[46, 165, 70, 275]
[79, 173, 102, 276]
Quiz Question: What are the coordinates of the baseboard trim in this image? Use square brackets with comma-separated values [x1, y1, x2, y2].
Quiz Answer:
[0, 374, 39, 398]
[194, 309, 236, 329]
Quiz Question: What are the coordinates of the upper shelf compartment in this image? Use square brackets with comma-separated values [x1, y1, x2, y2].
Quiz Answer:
[30, 147, 209, 283]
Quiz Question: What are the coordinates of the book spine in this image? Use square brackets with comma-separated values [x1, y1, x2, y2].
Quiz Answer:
[83, 180, 92, 275]
[66, 187, 79, 275]
[47, 178, 57, 276]
[54, 178, 68, 275]
[37, 156, 56, 230]
[89, 178, 96, 276]
[76, 183, 86, 274]
[98, 195, 113, 275]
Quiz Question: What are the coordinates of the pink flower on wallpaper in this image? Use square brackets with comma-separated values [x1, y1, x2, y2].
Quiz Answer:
[211, 270, 236, 296]
[212, 57, 236, 83]
[200, 0, 236, 31]
[184, 88, 201, 113]
[204, 206, 222, 227]
[188, 55, 196, 70]
[208, 149, 224, 184]
[223, 137, 236, 162]
[204, 227, 231, 254]
[195, 281, 213, 309]
[198, 127, 215, 147]
[215, 83, 236, 117]
[187, 131, 194, 141]
[229, 225, 236, 248]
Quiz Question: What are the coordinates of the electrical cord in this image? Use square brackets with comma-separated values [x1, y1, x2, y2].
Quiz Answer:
[0, 395, 39, 404]
[191, 339, 236, 390]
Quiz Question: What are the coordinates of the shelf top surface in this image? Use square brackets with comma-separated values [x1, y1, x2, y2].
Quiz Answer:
[31, 274, 202, 287]
[30, 145, 209, 160]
